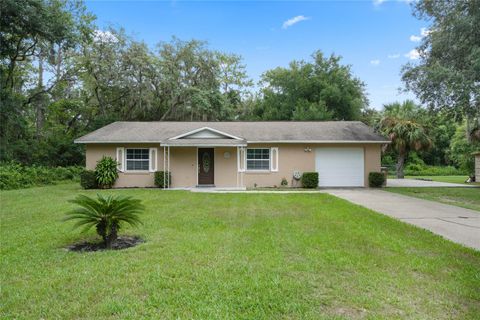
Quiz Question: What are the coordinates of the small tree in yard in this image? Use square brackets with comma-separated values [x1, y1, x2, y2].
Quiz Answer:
[64, 194, 144, 249]
[379, 115, 431, 179]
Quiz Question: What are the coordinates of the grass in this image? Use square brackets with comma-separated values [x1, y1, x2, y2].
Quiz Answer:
[386, 187, 480, 212]
[388, 175, 479, 185]
[1, 183, 480, 319]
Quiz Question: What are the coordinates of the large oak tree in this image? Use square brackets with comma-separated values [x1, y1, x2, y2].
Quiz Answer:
[402, 0, 480, 140]
[251, 51, 368, 121]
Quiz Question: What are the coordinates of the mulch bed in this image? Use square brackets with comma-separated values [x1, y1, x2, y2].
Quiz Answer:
[66, 235, 144, 252]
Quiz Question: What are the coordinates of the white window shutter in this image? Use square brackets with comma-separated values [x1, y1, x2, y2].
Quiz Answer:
[271, 147, 279, 172]
[116, 147, 124, 172]
[149, 148, 157, 172]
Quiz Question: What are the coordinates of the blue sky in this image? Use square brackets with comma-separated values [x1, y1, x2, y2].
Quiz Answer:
[85, 0, 427, 110]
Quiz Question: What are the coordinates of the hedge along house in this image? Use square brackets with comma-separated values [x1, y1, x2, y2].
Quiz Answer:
[75, 121, 390, 189]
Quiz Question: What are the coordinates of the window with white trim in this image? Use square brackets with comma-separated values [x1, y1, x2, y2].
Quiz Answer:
[246, 148, 270, 170]
[126, 148, 149, 171]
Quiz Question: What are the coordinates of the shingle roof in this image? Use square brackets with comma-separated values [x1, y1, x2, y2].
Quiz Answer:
[75, 121, 389, 144]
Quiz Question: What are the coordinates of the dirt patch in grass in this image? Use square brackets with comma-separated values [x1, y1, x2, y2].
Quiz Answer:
[66, 236, 144, 252]
[330, 306, 368, 319]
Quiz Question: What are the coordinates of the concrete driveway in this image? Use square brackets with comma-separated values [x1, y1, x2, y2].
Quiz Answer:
[387, 178, 476, 187]
[325, 189, 480, 251]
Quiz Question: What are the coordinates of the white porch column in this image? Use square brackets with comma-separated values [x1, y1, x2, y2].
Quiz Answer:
[236, 146, 240, 187]
[241, 147, 245, 188]
[167, 146, 170, 189]
[163, 146, 166, 190]
[237, 146, 245, 188]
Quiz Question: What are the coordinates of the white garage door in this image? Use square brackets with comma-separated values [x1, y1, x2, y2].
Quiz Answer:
[315, 148, 364, 187]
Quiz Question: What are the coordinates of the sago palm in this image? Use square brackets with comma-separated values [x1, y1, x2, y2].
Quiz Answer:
[64, 194, 144, 248]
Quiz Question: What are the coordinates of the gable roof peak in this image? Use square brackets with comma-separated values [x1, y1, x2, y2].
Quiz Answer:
[168, 126, 244, 141]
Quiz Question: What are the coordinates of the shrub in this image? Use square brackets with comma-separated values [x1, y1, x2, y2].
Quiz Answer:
[448, 123, 480, 174]
[80, 170, 97, 189]
[280, 177, 288, 187]
[404, 165, 467, 176]
[369, 172, 385, 188]
[0, 162, 83, 190]
[154, 171, 171, 188]
[64, 194, 144, 248]
[0, 163, 24, 190]
[301, 172, 318, 188]
[95, 156, 118, 189]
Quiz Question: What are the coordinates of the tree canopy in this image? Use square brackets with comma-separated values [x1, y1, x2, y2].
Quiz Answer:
[401, 0, 480, 124]
[378, 101, 432, 178]
[1, 0, 478, 177]
[251, 51, 367, 121]
[0, 1, 252, 165]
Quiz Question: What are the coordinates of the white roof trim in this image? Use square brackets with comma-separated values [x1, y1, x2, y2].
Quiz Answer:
[168, 127, 244, 141]
[75, 139, 390, 144]
[74, 140, 162, 144]
[246, 140, 391, 144]
[160, 143, 248, 147]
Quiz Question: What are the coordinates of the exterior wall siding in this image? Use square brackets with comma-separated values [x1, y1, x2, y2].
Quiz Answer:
[214, 147, 239, 187]
[85, 143, 383, 188]
[243, 144, 314, 188]
[363, 144, 382, 186]
[86, 143, 163, 188]
[169, 147, 196, 187]
[242, 143, 381, 188]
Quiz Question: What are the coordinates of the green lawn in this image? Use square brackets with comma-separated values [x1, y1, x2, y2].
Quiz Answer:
[1, 184, 479, 319]
[406, 175, 469, 184]
[386, 187, 480, 212]
[388, 175, 479, 185]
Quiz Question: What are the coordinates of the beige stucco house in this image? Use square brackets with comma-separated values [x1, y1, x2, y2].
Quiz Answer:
[75, 121, 389, 189]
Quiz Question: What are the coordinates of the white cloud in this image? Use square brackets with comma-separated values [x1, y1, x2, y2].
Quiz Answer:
[405, 49, 420, 60]
[370, 59, 381, 66]
[388, 53, 400, 59]
[409, 35, 422, 42]
[374, 0, 415, 5]
[93, 30, 118, 43]
[409, 27, 429, 42]
[282, 15, 310, 29]
[420, 27, 430, 37]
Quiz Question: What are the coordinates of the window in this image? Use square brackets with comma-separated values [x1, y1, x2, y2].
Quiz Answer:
[126, 149, 149, 171]
[246, 148, 270, 170]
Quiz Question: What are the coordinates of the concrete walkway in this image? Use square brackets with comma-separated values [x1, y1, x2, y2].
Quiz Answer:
[325, 189, 480, 250]
[387, 178, 476, 187]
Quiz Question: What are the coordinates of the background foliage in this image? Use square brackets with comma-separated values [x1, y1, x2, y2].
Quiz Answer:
[0, 162, 82, 190]
[1, 0, 479, 179]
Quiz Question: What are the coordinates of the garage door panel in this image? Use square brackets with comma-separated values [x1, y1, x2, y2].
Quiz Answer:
[315, 148, 364, 187]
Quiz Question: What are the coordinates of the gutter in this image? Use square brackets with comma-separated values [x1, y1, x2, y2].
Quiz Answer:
[75, 140, 391, 144]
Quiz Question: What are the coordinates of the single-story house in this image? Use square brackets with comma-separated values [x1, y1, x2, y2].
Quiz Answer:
[75, 121, 390, 189]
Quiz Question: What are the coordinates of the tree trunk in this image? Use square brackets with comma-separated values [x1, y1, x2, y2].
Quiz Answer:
[104, 224, 118, 249]
[35, 50, 45, 139]
[466, 114, 471, 143]
[396, 152, 406, 179]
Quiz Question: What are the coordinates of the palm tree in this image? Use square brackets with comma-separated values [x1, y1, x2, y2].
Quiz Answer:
[64, 194, 144, 248]
[378, 101, 432, 179]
